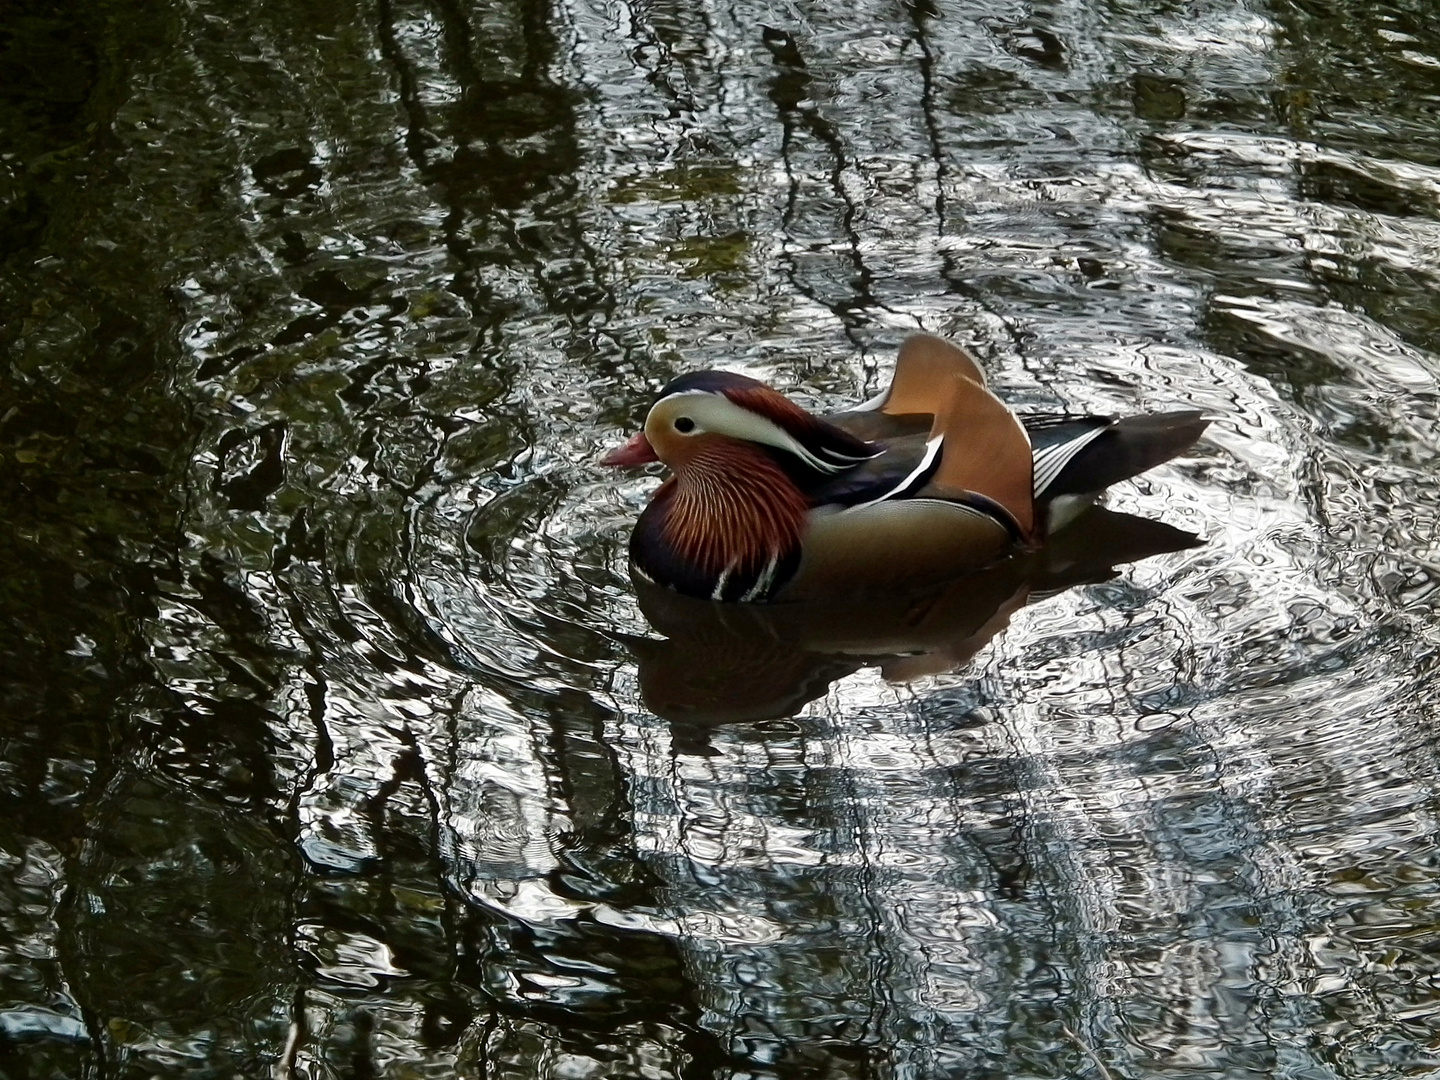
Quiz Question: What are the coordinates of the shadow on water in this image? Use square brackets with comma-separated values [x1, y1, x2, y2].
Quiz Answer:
[4, 0, 1440, 1075]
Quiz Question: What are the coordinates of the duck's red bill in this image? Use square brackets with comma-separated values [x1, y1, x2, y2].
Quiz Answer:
[601, 432, 659, 466]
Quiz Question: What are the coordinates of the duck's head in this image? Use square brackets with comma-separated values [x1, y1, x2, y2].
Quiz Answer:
[602, 371, 881, 601]
[601, 370, 876, 477]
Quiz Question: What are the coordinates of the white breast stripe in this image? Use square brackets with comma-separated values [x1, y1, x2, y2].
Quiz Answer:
[1032, 424, 1110, 496]
[845, 435, 944, 511]
[711, 563, 734, 601]
[740, 555, 780, 602]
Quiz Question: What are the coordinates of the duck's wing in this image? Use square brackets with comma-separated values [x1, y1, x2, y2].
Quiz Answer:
[814, 370, 1037, 536]
[855, 333, 991, 411]
[1026, 415, 1115, 500]
[826, 404, 1206, 523]
[1026, 411, 1210, 500]
[829, 334, 991, 441]
[807, 434, 936, 506]
[917, 371, 1036, 537]
[798, 434, 1021, 598]
[826, 409, 932, 443]
[788, 371, 1034, 599]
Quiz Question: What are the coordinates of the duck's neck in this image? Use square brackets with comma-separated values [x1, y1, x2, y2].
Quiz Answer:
[638, 444, 809, 601]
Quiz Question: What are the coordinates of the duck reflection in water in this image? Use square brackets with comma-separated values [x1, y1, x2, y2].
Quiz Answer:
[625, 506, 1199, 735]
[603, 335, 1209, 734]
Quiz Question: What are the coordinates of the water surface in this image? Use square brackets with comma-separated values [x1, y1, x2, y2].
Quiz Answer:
[4, 0, 1440, 1075]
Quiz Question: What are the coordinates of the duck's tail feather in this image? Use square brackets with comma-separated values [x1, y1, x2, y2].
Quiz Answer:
[1040, 410, 1210, 500]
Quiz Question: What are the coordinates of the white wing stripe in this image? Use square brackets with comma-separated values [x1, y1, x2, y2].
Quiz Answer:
[711, 564, 734, 601]
[852, 388, 890, 412]
[817, 444, 882, 464]
[845, 435, 944, 511]
[1032, 424, 1110, 496]
[740, 556, 780, 602]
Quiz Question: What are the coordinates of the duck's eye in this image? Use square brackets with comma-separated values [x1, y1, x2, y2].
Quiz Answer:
[673, 417, 696, 433]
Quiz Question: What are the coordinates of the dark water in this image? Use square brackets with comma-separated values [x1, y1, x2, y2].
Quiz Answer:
[5, 0, 1440, 1075]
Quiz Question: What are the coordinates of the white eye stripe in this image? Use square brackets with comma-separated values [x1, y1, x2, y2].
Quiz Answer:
[648, 390, 858, 474]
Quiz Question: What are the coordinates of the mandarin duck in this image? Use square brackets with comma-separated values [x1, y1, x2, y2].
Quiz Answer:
[603, 334, 1209, 602]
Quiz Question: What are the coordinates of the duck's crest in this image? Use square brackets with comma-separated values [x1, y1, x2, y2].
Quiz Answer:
[660, 370, 878, 474]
